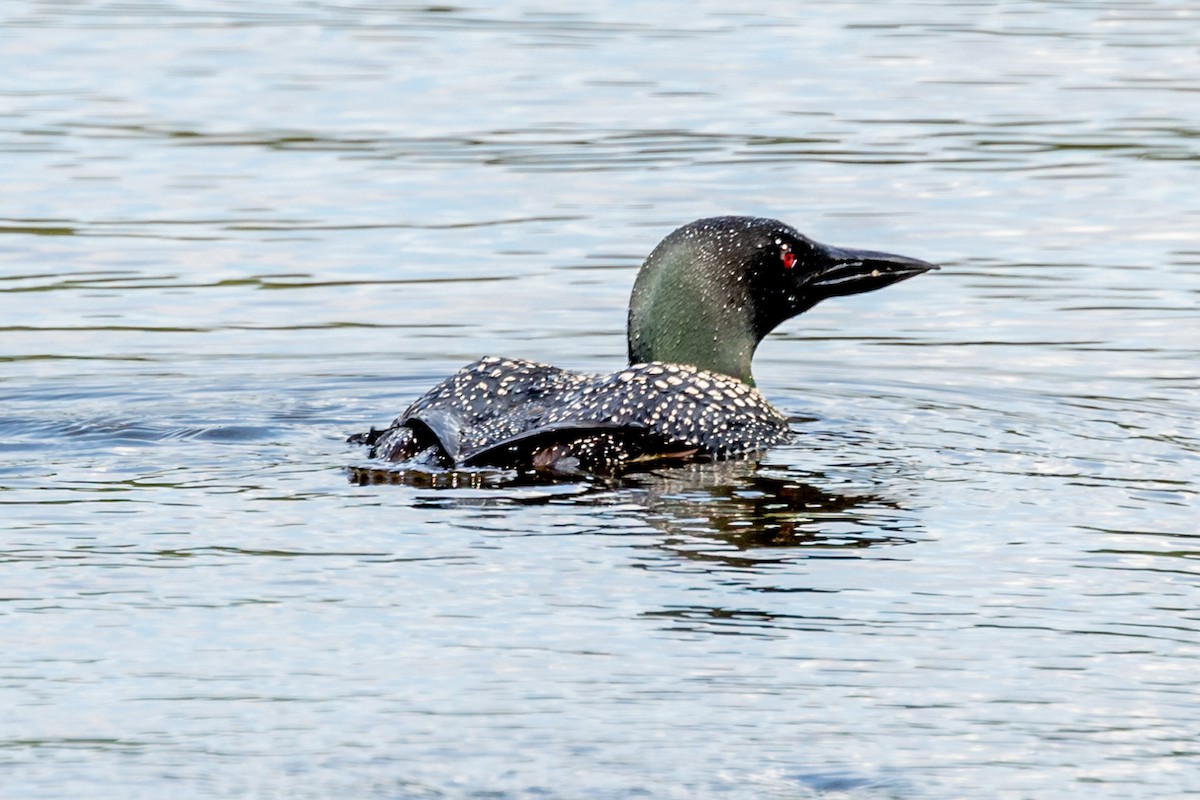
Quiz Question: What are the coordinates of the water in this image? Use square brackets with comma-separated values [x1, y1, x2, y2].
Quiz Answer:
[2, 2, 1198, 798]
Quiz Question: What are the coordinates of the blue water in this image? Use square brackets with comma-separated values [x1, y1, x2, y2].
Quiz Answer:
[2, 2, 1198, 798]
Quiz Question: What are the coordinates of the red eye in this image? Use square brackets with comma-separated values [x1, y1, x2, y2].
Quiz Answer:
[782, 251, 796, 269]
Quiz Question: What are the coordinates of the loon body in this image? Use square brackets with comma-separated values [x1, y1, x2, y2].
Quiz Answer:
[351, 216, 936, 477]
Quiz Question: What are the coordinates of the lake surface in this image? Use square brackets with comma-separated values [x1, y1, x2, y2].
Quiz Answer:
[2, 2, 1198, 798]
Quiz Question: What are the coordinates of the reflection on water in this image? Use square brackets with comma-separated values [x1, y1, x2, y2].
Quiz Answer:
[623, 464, 921, 556]
[349, 459, 922, 562]
[2, 0, 1200, 798]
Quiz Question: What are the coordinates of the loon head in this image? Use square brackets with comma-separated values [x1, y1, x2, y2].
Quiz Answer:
[626, 216, 938, 385]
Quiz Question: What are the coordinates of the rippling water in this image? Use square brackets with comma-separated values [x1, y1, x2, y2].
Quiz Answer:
[2, 2, 1198, 798]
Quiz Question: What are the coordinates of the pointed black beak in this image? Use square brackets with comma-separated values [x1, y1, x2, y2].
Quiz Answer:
[805, 243, 939, 299]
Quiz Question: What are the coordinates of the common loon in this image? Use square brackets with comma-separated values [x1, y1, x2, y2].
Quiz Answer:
[350, 216, 936, 477]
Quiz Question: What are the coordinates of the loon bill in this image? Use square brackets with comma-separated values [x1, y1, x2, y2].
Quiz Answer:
[350, 216, 937, 477]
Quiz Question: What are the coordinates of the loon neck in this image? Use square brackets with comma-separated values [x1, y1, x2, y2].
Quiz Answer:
[626, 251, 762, 386]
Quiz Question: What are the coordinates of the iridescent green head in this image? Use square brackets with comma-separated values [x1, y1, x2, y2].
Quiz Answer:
[626, 216, 937, 386]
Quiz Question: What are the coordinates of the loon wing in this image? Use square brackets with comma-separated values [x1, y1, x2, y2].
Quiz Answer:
[403, 408, 468, 462]
[458, 420, 626, 466]
[459, 421, 698, 475]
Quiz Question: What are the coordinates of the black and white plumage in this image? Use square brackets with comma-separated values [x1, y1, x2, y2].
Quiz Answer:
[351, 216, 937, 478]
[355, 357, 788, 476]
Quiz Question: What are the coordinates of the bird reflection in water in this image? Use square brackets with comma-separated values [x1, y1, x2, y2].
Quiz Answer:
[348, 457, 923, 562]
[618, 460, 922, 564]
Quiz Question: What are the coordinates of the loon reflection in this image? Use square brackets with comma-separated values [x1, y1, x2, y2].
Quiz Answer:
[349, 459, 922, 567]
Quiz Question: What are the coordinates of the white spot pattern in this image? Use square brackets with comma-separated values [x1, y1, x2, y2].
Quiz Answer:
[366, 356, 789, 472]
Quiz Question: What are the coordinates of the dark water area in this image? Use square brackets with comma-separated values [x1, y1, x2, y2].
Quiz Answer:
[2, 2, 1198, 798]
